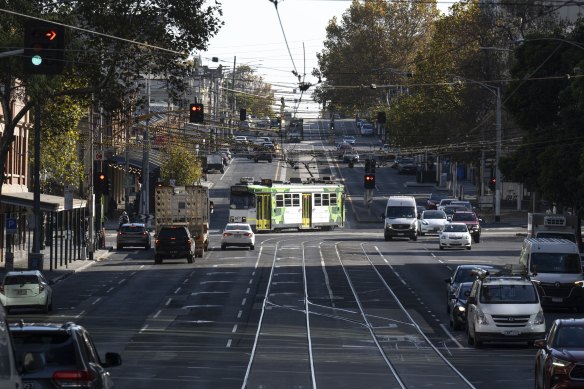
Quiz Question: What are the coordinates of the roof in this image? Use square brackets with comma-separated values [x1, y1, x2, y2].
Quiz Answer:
[1, 192, 87, 212]
[107, 148, 165, 171]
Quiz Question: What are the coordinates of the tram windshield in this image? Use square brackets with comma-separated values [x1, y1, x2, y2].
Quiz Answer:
[230, 186, 255, 209]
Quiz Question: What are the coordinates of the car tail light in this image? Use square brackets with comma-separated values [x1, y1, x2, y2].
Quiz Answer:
[52, 370, 96, 386]
[155, 239, 160, 247]
[118, 231, 124, 236]
[244, 233, 253, 237]
[186, 239, 192, 246]
[142, 232, 148, 236]
[223, 233, 232, 237]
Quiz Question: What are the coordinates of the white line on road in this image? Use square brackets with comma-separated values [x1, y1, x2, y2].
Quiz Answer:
[92, 297, 101, 305]
[237, 310, 242, 319]
[165, 298, 172, 306]
[153, 310, 161, 318]
[226, 339, 232, 348]
[106, 287, 114, 293]
[139, 324, 148, 333]
[232, 324, 238, 333]
[241, 298, 247, 306]
[440, 323, 464, 349]
[245, 288, 250, 294]
[75, 310, 85, 319]
[174, 287, 181, 294]
[118, 279, 126, 285]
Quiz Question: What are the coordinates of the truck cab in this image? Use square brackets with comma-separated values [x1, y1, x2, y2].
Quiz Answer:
[382, 196, 418, 241]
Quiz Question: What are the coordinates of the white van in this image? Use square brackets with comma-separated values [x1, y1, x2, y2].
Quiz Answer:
[0, 304, 22, 389]
[382, 196, 418, 241]
[519, 238, 584, 310]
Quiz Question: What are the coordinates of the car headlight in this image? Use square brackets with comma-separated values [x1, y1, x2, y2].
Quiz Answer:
[421, 220, 429, 225]
[440, 234, 446, 240]
[533, 308, 545, 325]
[476, 306, 489, 325]
[551, 355, 571, 368]
[410, 222, 417, 230]
[456, 305, 466, 313]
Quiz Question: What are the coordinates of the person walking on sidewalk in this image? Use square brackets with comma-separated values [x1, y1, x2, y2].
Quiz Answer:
[118, 211, 129, 230]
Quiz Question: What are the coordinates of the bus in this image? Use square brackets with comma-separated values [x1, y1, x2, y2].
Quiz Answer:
[229, 178, 345, 232]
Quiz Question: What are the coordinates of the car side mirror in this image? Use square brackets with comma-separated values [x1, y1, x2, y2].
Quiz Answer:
[448, 293, 456, 300]
[209, 201, 214, 214]
[467, 296, 477, 305]
[380, 213, 385, 220]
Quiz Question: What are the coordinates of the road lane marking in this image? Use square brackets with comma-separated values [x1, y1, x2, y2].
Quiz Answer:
[232, 324, 238, 333]
[139, 324, 148, 333]
[118, 279, 126, 285]
[165, 298, 172, 306]
[246, 288, 250, 294]
[153, 310, 161, 318]
[75, 310, 85, 319]
[106, 287, 114, 293]
[174, 287, 181, 294]
[241, 298, 247, 306]
[226, 339, 232, 348]
[92, 297, 101, 305]
[237, 310, 242, 318]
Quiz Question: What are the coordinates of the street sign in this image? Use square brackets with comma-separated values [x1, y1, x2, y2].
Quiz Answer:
[64, 184, 74, 210]
[95, 151, 103, 161]
[6, 218, 17, 234]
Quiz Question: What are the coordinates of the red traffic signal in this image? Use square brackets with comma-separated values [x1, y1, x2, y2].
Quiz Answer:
[364, 174, 376, 189]
[23, 20, 64, 75]
[189, 103, 204, 123]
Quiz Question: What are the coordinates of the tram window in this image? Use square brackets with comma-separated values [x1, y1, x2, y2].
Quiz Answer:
[276, 193, 300, 207]
[276, 195, 284, 207]
[315, 193, 337, 207]
[330, 193, 337, 205]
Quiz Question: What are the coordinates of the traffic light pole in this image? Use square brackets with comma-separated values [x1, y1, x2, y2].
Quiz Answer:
[29, 101, 44, 269]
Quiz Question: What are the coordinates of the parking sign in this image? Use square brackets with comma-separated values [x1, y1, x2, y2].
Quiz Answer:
[6, 218, 17, 234]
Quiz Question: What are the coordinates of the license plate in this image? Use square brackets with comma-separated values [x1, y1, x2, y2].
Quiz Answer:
[17, 290, 27, 295]
[23, 382, 36, 389]
[503, 330, 520, 336]
[397, 233, 405, 236]
[169, 251, 177, 254]
[552, 297, 563, 303]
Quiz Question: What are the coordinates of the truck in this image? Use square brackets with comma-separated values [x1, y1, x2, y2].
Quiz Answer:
[205, 154, 225, 173]
[154, 185, 212, 258]
[527, 213, 579, 244]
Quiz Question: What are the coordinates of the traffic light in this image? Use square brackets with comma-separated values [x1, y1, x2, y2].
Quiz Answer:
[94, 172, 107, 195]
[365, 159, 376, 174]
[240, 108, 247, 121]
[364, 174, 376, 189]
[189, 103, 204, 123]
[23, 20, 64, 75]
[488, 177, 496, 191]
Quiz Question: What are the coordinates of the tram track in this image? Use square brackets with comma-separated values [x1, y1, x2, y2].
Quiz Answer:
[241, 238, 475, 388]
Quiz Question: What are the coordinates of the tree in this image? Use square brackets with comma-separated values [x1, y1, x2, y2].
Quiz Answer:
[0, 0, 223, 197]
[314, 0, 439, 116]
[225, 65, 275, 119]
[159, 145, 202, 185]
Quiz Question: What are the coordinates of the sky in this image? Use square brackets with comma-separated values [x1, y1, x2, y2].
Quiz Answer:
[202, 0, 453, 117]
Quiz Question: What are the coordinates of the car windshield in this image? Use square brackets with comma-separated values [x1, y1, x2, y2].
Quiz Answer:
[121, 226, 145, 233]
[225, 224, 251, 231]
[554, 326, 584, 348]
[385, 206, 415, 218]
[457, 284, 472, 299]
[4, 275, 38, 285]
[158, 228, 188, 239]
[11, 332, 76, 366]
[480, 284, 538, 304]
[452, 213, 476, 222]
[530, 252, 582, 273]
[454, 268, 487, 284]
[443, 224, 467, 233]
[423, 211, 446, 219]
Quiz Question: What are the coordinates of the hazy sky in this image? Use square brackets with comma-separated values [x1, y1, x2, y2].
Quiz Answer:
[202, 0, 453, 115]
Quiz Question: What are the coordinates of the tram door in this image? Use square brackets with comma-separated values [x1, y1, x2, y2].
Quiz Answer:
[256, 194, 271, 231]
[301, 194, 312, 228]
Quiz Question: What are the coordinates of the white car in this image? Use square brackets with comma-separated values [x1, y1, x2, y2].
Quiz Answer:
[418, 210, 448, 235]
[221, 223, 255, 250]
[439, 222, 472, 250]
[0, 270, 53, 313]
[342, 136, 356, 145]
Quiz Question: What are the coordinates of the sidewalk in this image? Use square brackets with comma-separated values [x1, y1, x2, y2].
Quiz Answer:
[0, 219, 120, 285]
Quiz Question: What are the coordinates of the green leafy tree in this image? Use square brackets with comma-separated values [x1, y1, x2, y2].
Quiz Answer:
[225, 65, 275, 118]
[159, 145, 202, 185]
[0, 0, 223, 197]
[314, 0, 439, 116]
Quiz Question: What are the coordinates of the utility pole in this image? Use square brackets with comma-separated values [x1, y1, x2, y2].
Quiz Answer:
[495, 86, 502, 222]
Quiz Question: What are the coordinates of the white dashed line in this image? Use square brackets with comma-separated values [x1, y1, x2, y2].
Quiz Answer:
[226, 339, 232, 348]
[232, 324, 238, 333]
[92, 297, 101, 305]
[106, 287, 114, 293]
[174, 287, 181, 294]
[241, 298, 247, 306]
[153, 310, 161, 318]
[237, 310, 242, 319]
[165, 298, 172, 306]
[246, 288, 250, 294]
[139, 324, 148, 333]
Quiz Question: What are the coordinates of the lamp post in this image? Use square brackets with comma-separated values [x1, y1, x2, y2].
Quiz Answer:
[455, 76, 502, 222]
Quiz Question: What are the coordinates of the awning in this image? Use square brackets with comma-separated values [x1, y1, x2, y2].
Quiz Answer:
[1, 192, 87, 212]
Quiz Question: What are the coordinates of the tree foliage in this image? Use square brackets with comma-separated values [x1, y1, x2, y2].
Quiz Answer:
[225, 65, 275, 118]
[0, 0, 223, 196]
[314, 0, 439, 116]
[159, 144, 202, 185]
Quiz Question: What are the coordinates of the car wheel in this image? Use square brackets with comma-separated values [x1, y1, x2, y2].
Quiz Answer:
[474, 234, 480, 243]
[250, 244, 255, 250]
[439, 245, 444, 250]
[384, 235, 391, 241]
[117, 245, 123, 250]
[452, 319, 461, 331]
[221, 244, 226, 250]
[268, 159, 272, 163]
[466, 326, 474, 346]
[467, 246, 472, 250]
[420, 231, 425, 236]
[145, 244, 151, 250]
[187, 254, 194, 264]
[155, 255, 162, 264]
[43, 301, 50, 314]
[254, 159, 258, 163]
[411, 234, 417, 241]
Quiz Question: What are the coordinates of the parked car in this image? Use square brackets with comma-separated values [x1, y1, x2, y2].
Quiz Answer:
[444, 264, 498, 313]
[448, 282, 473, 330]
[0, 270, 53, 313]
[534, 318, 584, 388]
[234, 135, 249, 143]
[439, 222, 472, 250]
[360, 123, 374, 136]
[337, 143, 353, 158]
[117, 223, 151, 250]
[342, 135, 356, 145]
[221, 223, 255, 250]
[450, 211, 481, 242]
[154, 225, 196, 264]
[417, 210, 448, 235]
[10, 321, 122, 389]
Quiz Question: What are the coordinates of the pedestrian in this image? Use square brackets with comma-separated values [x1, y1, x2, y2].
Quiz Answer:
[118, 211, 129, 230]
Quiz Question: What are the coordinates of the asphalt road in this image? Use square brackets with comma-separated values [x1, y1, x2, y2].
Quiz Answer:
[6, 119, 572, 389]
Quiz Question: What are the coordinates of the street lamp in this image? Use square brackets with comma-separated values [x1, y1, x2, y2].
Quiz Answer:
[454, 76, 502, 222]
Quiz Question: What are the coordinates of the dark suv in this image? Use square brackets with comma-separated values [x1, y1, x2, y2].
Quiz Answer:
[451, 211, 481, 242]
[10, 321, 122, 388]
[155, 225, 196, 264]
